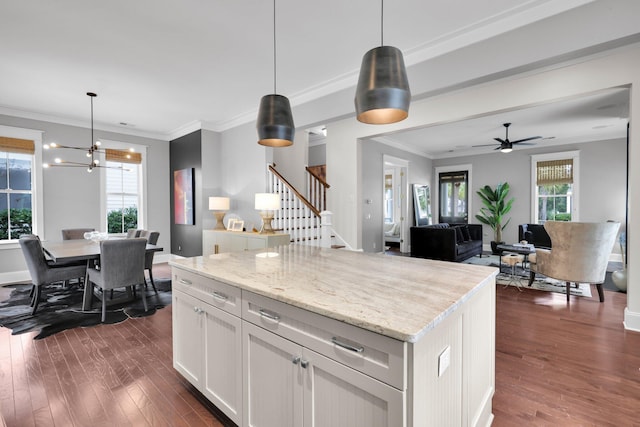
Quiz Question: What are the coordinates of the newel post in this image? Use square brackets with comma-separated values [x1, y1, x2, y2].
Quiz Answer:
[320, 211, 333, 248]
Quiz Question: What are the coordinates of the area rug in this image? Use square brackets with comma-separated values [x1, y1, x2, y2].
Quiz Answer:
[463, 255, 593, 297]
[0, 278, 172, 339]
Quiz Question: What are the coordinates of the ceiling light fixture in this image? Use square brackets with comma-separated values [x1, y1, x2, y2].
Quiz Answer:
[355, 0, 411, 124]
[43, 92, 131, 172]
[256, 0, 295, 147]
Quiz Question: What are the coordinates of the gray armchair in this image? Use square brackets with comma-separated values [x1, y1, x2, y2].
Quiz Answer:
[19, 235, 88, 315]
[61, 228, 95, 240]
[86, 238, 147, 322]
[139, 230, 160, 293]
[528, 221, 619, 302]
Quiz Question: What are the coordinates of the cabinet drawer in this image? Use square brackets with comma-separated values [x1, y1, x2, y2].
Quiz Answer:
[173, 268, 242, 317]
[242, 291, 406, 390]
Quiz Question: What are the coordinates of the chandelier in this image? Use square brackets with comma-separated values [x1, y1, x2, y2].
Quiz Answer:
[43, 92, 133, 172]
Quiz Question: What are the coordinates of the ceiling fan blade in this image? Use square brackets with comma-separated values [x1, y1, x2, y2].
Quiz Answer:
[494, 146, 503, 150]
[514, 142, 538, 146]
[494, 137, 505, 143]
[512, 136, 542, 144]
[472, 143, 499, 147]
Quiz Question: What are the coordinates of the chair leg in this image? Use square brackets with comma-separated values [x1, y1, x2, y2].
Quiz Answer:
[140, 283, 148, 312]
[29, 284, 35, 299]
[566, 282, 571, 302]
[31, 286, 42, 315]
[596, 283, 605, 302]
[528, 271, 536, 286]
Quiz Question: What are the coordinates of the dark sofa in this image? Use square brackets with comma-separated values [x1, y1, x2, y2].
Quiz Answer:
[410, 223, 483, 262]
[518, 223, 552, 249]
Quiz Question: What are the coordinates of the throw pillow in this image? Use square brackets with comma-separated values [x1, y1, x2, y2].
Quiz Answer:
[461, 225, 472, 241]
[454, 226, 464, 244]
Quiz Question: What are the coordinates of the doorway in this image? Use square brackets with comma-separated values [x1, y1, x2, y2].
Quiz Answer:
[435, 164, 472, 225]
[383, 155, 409, 253]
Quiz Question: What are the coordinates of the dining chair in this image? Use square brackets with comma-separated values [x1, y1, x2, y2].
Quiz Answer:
[528, 221, 620, 302]
[139, 230, 160, 293]
[86, 238, 147, 322]
[19, 235, 88, 315]
[61, 228, 95, 240]
[126, 229, 143, 238]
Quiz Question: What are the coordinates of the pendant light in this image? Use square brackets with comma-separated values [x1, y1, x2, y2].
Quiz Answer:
[355, 0, 411, 124]
[256, 0, 295, 147]
[43, 92, 132, 172]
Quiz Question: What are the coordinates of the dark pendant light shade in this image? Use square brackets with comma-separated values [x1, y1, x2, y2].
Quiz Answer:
[257, 94, 295, 147]
[355, 45, 411, 124]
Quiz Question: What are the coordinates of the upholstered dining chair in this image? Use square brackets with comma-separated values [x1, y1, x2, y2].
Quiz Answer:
[61, 228, 95, 240]
[86, 238, 147, 322]
[528, 221, 620, 303]
[19, 235, 88, 315]
[139, 230, 160, 293]
[126, 229, 143, 238]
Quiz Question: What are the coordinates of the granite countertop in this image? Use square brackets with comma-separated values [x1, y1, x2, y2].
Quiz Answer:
[169, 245, 497, 343]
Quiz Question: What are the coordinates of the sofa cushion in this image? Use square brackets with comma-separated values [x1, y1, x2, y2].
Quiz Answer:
[461, 225, 472, 241]
[454, 226, 464, 243]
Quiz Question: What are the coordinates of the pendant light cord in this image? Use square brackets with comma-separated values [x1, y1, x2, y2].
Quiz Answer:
[380, 0, 384, 46]
[273, 0, 277, 94]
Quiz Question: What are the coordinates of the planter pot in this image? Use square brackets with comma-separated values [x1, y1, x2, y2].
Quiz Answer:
[612, 269, 627, 292]
[490, 241, 504, 255]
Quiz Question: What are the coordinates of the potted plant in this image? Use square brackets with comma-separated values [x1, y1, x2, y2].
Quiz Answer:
[475, 182, 514, 254]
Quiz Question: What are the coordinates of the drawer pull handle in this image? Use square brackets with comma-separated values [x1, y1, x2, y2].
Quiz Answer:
[193, 307, 203, 314]
[211, 291, 228, 302]
[300, 359, 309, 369]
[259, 309, 280, 322]
[332, 337, 364, 353]
[179, 279, 192, 285]
[292, 356, 300, 365]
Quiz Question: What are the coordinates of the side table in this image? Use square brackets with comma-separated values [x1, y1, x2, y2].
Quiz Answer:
[501, 253, 524, 291]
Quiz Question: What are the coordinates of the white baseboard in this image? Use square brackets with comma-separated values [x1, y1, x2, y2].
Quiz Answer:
[0, 270, 30, 286]
[624, 307, 640, 332]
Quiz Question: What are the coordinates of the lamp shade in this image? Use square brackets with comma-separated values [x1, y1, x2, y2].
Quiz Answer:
[257, 94, 295, 147]
[255, 193, 281, 211]
[355, 45, 411, 124]
[209, 196, 230, 211]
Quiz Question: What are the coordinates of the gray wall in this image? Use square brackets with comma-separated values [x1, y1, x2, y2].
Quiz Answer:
[170, 130, 202, 257]
[309, 143, 326, 166]
[432, 138, 627, 249]
[0, 114, 170, 280]
[361, 140, 432, 253]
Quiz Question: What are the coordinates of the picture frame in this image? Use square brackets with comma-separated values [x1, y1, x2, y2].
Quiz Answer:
[229, 219, 244, 232]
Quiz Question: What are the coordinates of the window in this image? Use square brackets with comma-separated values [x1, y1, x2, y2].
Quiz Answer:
[0, 137, 35, 241]
[104, 148, 143, 234]
[531, 152, 579, 223]
[438, 170, 468, 224]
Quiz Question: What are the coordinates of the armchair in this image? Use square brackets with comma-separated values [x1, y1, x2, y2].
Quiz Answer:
[528, 221, 619, 302]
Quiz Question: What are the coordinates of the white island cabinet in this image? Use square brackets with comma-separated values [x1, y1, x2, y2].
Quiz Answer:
[171, 245, 497, 427]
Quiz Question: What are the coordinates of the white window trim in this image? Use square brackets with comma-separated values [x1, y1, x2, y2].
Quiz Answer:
[530, 150, 580, 223]
[98, 139, 148, 234]
[0, 125, 43, 249]
[434, 164, 473, 224]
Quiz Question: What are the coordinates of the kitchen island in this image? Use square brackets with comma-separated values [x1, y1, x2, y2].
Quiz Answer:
[170, 245, 497, 427]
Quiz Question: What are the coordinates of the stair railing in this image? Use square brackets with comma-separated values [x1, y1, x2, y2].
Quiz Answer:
[305, 166, 330, 213]
[268, 164, 322, 246]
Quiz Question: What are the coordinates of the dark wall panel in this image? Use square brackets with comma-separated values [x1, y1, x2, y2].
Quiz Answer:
[170, 130, 202, 257]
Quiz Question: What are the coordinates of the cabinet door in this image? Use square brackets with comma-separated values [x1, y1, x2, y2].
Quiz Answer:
[246, 236, 267, 250]
[302, 348, 404, 427]
[243, 322, 303, 427]
[202, 304, 243, 426]
[173, 289, 203, 387]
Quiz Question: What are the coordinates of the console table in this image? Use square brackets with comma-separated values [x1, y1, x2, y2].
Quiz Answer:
[203, 229, 290, 256]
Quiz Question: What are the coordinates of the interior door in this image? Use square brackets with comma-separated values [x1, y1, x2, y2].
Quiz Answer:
[439, 171, 468, 224]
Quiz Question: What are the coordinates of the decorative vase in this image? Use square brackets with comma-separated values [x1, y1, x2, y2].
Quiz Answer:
[612, 269, 627, 292]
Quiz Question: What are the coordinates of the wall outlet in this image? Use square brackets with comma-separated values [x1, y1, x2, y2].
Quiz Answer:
[438, 346, 451, 377]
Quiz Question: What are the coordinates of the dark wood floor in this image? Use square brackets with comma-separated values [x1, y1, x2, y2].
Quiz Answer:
[1, 263, 639, 426]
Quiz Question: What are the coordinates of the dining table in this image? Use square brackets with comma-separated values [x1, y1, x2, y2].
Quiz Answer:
[41, 238, 163, 311]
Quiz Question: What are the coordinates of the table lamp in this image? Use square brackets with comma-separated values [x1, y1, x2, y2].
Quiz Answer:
[255, 193, 280, 234]
[209, 197, 230, 230]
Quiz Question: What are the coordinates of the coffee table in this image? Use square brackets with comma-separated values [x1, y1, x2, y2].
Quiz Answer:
[496, 243, 535, 275]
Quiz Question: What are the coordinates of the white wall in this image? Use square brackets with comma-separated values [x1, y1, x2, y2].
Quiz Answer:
[272, 130, 309, 192]
[0, 114, 169, 282]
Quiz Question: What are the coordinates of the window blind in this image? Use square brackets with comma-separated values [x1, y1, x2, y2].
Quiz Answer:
[536, 159, 573, 185]
[0, 137, 35, 154]
[105, 148, 142, 164]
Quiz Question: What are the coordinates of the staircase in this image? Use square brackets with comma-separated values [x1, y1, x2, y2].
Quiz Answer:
[267, 164, 343, 248]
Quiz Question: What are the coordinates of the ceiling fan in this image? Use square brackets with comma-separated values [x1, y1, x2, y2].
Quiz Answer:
[474, 123, 542, 153]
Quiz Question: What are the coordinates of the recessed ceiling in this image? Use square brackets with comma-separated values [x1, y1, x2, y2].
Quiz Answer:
[371, 87, 629, 159]
[0, 1, 638, 140]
